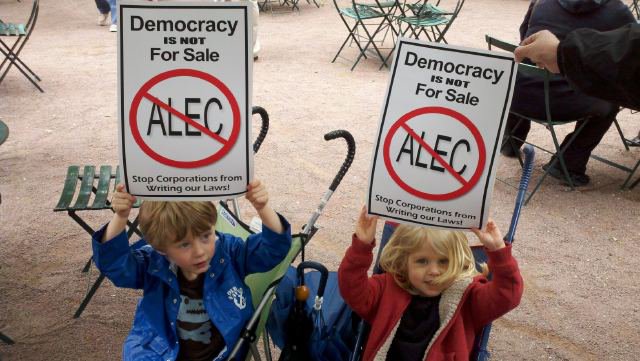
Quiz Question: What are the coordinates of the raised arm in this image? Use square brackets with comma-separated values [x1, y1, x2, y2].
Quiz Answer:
[245, 179, 284, 234]
[102, 184, 136, 243]
[338, 206, 384, 322]
[92, 184, 148, 289]
[468, 220, 524, 328]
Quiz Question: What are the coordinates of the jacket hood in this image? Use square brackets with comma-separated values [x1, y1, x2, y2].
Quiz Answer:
[557, 0, 609, 13]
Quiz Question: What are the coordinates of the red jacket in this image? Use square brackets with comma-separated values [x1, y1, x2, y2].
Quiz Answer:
[338, 235, 523, 361]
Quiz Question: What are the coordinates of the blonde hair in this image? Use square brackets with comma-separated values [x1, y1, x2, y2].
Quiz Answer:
[138, 201, 217, 251]
[379, 224, 485, 294]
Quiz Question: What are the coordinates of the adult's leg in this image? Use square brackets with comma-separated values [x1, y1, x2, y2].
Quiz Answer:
[95, 0, 110, 14]
[250, 0, 260, 58]
[557, 104, 618, 174]
[109, 0, 117, 24]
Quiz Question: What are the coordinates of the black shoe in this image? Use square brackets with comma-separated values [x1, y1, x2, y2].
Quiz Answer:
[542, 162, 590, 187]
[500, 144, 520, 158]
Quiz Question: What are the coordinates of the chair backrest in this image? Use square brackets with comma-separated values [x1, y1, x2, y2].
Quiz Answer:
[0, 0, 38, 36]
[399, 0, 465, 42]
[485, 34, 554, 124]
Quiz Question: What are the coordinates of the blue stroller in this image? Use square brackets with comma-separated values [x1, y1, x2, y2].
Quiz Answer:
[267, 145, 535, 361]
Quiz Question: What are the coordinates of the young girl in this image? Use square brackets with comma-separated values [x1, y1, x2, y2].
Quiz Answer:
[338, 207, 523, 361]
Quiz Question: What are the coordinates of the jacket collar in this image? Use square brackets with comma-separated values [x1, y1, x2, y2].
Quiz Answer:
[145, 233, 228, 288]
[374, 276, 473, 361]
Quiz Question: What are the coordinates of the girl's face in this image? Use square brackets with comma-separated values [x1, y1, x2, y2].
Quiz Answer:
[407, 241, 450, 297]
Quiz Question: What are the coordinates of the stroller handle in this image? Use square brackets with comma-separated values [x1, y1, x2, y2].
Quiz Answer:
[504, 144, 535, 244]
[297, 261, 330, 298]
[324, 130, 356, 192]
[252, 106, 269, 154]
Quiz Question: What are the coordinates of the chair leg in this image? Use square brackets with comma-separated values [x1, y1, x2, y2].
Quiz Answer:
[332, 21, 362, 63]
[622, 159, 640, 189]
[548, 125, 575, 190]
[351, 19, 389, 71]
[612, 117, 630, 151]
[81, 257, 93, 273]
[523, 120, 590, 204]
[0, 44, 43, 92]
[0, 40, 40, 81]
[74, 273, 106, 318]
[0, 331, 15, 345]
[68, 211, 97, 240]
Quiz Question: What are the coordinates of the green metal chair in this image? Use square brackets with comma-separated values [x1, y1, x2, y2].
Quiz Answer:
[0, 0, 42, 92]
[630, 0, 639, 19]
[396, 0, 464, 43]
[55, 106, 271, 318]
[331, 0, 399, 70]
[53, 164, 144, 318]
[1, 120, 14, 345]
[487, 35, 634, 202]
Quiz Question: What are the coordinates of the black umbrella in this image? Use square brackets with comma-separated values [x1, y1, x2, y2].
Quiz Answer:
[278, 261, 328, 361]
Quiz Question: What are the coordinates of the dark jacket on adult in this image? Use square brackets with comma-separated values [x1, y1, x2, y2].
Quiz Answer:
[558, 23, 640, 111]
[507, 0, 635, 175]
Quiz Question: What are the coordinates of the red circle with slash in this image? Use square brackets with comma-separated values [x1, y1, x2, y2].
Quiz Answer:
[383, 106, 486, 201]
[129, 69, 241, 169]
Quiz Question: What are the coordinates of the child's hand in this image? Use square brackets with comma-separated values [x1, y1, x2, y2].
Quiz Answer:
[471, 219, 505, 251]
[246, 179, 284, 234]
[102, 184, 136, 243]
[355, 205, 378, 245]
[111, 184, 136, 218]
[245, 179, 269, 211]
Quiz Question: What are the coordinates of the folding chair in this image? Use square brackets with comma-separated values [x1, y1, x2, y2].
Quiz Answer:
[396, 0, 465, 44]
[331, 0, 399, 70]
[630, 0, 640, 19]
[0, 0, 43, 92]
[0, 331, 15, 345]
[54, 106, 270, 318]
[486, 35, 634, 203]
[53, 165, 144, 318]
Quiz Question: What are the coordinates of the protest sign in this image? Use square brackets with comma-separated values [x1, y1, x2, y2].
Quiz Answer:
[118, 1, 252, 200]
[367, 38, 517, 229]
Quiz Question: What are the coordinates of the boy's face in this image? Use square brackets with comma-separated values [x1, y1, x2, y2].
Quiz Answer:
[407, 241, 450, 297]
[163, 226, 216, 281]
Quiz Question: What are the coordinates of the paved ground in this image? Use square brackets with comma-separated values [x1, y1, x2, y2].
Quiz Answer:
[0, 0, 639, 360]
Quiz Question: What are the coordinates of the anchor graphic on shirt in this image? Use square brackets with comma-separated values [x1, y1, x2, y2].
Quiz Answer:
[226, 286, 246, 309]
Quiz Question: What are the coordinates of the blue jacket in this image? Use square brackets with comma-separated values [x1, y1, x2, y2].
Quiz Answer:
[92, 214, 292, 361]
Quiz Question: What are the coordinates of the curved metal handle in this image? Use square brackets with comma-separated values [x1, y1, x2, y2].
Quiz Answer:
[296, 261, 329, 298]
[324, 130, 356, 192]
[505, 144, 535, 244]
[251, 106, 269, 154]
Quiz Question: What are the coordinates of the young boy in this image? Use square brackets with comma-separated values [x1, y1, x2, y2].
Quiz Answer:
[92, 180, 292, 361]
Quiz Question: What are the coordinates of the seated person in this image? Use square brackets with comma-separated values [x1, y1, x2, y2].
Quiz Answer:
[92, 180, 291, 361]
[502, 0, 635, 186]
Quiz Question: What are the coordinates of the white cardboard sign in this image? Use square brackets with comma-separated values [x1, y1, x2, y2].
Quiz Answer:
[367, 38, 517, 229]
[118, 1, 253, 200]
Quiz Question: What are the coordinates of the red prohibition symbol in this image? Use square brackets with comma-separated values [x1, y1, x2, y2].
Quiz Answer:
[383, 106, 486, 201]
[129, 68, 241, 169]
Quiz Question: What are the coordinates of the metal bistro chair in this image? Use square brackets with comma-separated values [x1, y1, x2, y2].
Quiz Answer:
[0, 120, 14, 346]
[332, 0, 399, 70]
[396, 0, 465, 44]
[55, 106, 271, 318]
[487, 35, 632, 203]
[0, 0, 43, 92]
